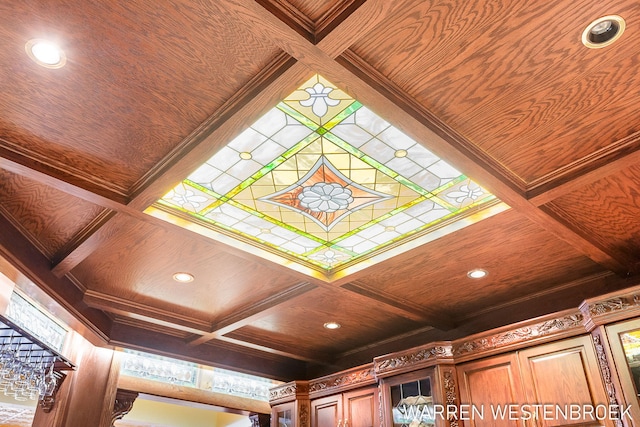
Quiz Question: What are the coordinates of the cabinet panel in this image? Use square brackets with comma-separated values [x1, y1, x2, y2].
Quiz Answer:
[518, 335, 610, 427]
[344, 387, 378, 427]
[311, 394, 342, 427]
[457, 353, 525, 427]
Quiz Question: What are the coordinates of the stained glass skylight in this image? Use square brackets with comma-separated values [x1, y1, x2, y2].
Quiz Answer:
[148, 75, 505, 279]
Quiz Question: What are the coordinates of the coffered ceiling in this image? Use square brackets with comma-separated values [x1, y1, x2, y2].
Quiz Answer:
[0, 0, 639, 380]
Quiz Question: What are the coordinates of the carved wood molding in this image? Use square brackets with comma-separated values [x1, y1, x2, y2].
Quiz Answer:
[452, 310, 584, 362]
[442, 369, 459, 427]
[591, 331, 624, 427]
[111, 389, 139, 426]
[374, 343, 453, 378]
[580, 287, 640, 330]
[309, 364, 376, 397]
[269, 381, 309, 404]
[299, 399, 310, 427]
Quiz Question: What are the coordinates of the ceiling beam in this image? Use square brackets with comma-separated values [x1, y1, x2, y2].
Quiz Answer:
[340, 282, 456, 330]
[0, 213, 112, 340]
[186, 282, 318, 346]
[528, 137, 640, 205]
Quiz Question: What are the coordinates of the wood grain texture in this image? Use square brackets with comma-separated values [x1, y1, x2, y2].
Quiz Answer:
[0, 0, 282, 192]
[70, 214, 303, 323]
[226, 287, 423, 356]
[350, 0, 640, 184]
[352, 209, 605, 319]
[0, 169, 106, 257]
[543, 165, 640, 268]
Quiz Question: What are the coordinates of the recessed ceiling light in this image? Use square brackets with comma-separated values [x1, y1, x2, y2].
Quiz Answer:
[582, 15, 625, 49]
[25, 39, 66, 68]
[172, 272, 194, 283]
[323, 322, 341, 330]
[467, 269, 488, 279]
[239, 152, 252, 160]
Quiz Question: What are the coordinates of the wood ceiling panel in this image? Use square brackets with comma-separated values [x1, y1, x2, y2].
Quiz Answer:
[0, 1, 283, 192]
[226, 287, 423, 355]
[70, 214, 303, 324]
[352, 209, 605, 319]
[349, 0, 640, 184]
[543, 165, 640, 267]
[0, 168, 106, 258]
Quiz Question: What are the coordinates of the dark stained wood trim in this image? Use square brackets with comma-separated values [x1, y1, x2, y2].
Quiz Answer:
[187, 282, 318, 346]
[128, 52, 298, 207]
[215, 334, 333, 366]
[308, 363, 376, 398]
[0, 142, 130, 203]
[83, 289, 212, 334]
[51, 210, 117, 277]
[540, 203, 638, 274]
[0, 153, 129, 211]
[455, 271, 621, 323]
[529, 140, 640, 206]
[341, 281, 456, 330]
[337, 49, 527, 195]
[0, 213, 112, 340]
[108, 321, 309, 381]
[254, 0, 314, 42]
[314, 0, 369, 43]
[50, 58, 307, 277]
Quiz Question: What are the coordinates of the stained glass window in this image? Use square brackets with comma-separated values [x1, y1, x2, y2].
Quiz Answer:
[149, 75, 504, 277]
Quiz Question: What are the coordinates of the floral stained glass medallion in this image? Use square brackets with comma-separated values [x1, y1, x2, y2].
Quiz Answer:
[149, 75, 504, 279]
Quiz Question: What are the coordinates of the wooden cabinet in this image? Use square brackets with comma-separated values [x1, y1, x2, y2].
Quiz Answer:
[457, 353, 525, 427]
[458, 335, 612, 427]
[272, 401, 296, 427]
[379, 368, 437, 427]
[311, 386, 378, 427]
[605, 317, 640, 423]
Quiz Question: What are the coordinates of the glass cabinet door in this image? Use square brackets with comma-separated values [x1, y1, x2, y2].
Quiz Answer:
[381, 368, 435, 427]
[606, 318, 640, 422]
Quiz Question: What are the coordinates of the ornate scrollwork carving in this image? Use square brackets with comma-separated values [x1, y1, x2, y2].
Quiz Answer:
[111, 389, 139, 426]
[299, 400, 310, 427]
[309, 366, 375, 394]
[443, 370, 459, 427]
[375, 345, 453, 375]
[453, 313, 583, 356]
[269, 382, 309, 401]
[589, 298, 631, 315]
[592, 333, 623, 427]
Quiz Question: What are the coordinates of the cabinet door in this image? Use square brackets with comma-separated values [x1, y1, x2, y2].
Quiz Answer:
[606, 317, 640, 423]
[312, 394, 343, 427]
[518, 335, 611, 427]
[457, 353, 526, 427]
[344, 387, 379, 427]
[272, 401, 295, 427]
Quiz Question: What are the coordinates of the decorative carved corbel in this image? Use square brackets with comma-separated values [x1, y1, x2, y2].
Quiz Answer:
[111, 389, 139, 426]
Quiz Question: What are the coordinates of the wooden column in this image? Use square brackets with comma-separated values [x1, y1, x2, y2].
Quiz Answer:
[32, 332, 121, 427]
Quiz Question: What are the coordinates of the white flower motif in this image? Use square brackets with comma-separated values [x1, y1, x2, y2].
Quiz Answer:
[298, 182, 353, 213]
[447, 184, 484, 204]
[168, 186, 209, 211]
[299, 83, 340, 118]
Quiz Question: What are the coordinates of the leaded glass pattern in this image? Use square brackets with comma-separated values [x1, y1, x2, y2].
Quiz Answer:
[6, 292, 67, 352]
[153, 75, 499, 273]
